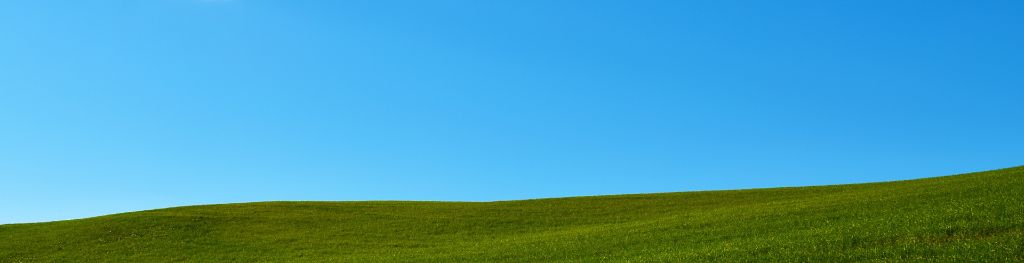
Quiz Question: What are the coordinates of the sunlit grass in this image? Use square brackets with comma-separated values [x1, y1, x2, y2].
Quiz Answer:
[2, 166, 1022, 262]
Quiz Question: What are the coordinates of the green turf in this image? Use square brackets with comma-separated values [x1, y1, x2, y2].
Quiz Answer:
[2, 166, 1023, 262]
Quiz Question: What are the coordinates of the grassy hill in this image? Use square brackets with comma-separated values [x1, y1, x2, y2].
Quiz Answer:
[2, 166, 1022, 262]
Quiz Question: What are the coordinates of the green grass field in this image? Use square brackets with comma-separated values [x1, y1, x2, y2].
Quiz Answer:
[2, 166, 1022, 262]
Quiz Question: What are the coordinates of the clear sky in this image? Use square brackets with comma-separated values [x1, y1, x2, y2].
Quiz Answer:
[2, 1, 1022, 224]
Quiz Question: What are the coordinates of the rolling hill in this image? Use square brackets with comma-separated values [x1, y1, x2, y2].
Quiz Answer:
[2, 166, 1022, 262]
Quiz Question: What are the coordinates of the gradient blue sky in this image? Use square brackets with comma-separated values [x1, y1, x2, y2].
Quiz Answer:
[2, 1, 1022, 224]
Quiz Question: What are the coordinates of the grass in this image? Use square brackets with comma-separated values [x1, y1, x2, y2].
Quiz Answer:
[2, 166, 1023, 262]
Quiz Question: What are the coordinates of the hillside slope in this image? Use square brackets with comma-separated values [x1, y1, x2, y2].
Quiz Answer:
[2, 166, 1023, 262]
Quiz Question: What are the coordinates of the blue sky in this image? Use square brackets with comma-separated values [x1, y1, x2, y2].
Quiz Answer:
[1, 0, 1022, 223]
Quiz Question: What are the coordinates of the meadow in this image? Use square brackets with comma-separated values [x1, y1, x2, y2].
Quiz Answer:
[2, 166, 1022, 262]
